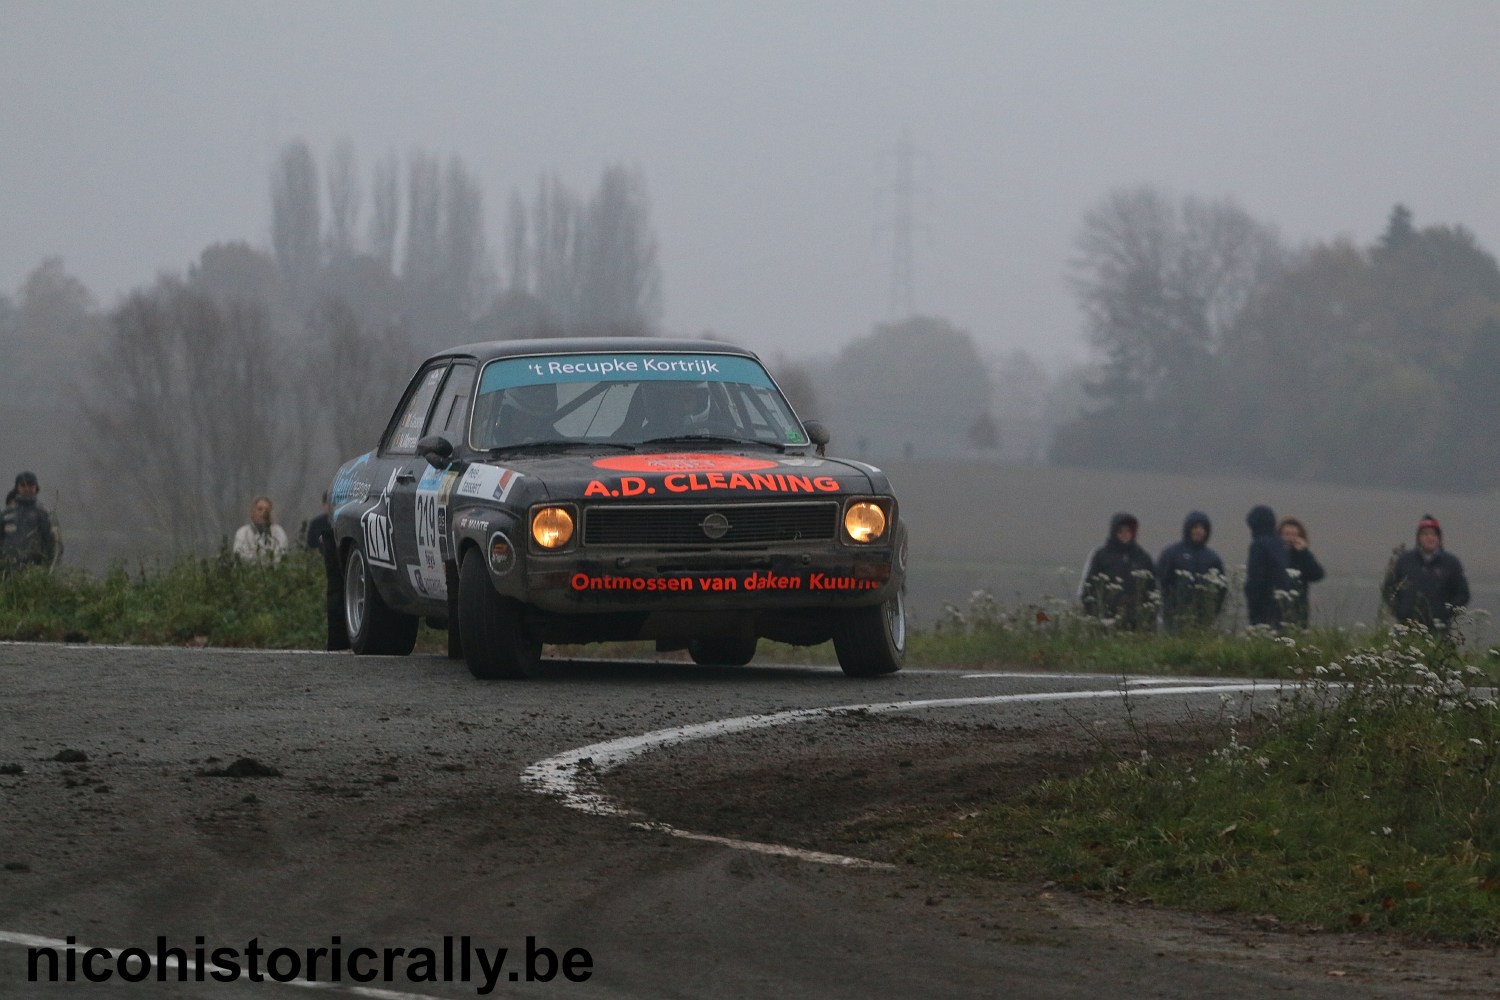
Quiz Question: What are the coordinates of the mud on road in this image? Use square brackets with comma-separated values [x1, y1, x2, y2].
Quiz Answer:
[1, 644, 1496, 998]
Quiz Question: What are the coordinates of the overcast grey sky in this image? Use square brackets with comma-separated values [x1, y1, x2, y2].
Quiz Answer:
[4, 1, 1499, 365]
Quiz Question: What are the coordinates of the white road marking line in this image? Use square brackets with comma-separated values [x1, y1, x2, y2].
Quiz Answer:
[522, 682, 1270, 867]
[959, 673, 1245, 686]
[0, 931, 439, 999]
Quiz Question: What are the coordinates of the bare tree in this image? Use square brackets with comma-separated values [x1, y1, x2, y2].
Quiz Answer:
[442, 156, 490, 323]
[326, 139, 360, 266]
[532, 172, 581, 331]
[312, 297, 420, 460]
[271, 141, 323, 310]
[578, 164, 661, 336]
[80, 281, 309, 548]
[10, 258, 98, 409]
[1070, 186, 1281, 406]
[369, 151, 401, 272]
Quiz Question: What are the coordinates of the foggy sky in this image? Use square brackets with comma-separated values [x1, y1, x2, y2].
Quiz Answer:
[4, 1, 1499, 366]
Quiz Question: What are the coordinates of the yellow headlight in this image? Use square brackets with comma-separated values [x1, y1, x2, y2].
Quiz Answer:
[844, 501, 887, 543]
[531, 507, 575, 549]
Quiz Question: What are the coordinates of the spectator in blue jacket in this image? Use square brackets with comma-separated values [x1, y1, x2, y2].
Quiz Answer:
[1157, 510, 1227, 631]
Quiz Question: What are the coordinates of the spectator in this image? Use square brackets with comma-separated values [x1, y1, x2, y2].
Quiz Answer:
[1382, 514, 1469, 630]
[1079, 512, 1157, 630]
[233, 495, 288, 562]
[1276, 517, 1326, 629]
[1156, 510, 1227, 631]
[305, 493, 333, 551]
[1244, 504, 1293, 629]
[1, 471, 62, 572]
[305, 493, 349, 650]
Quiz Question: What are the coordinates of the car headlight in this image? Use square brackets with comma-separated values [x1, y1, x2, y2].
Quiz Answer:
[843, 501, 887, 543]
[530, 506, 575, 549]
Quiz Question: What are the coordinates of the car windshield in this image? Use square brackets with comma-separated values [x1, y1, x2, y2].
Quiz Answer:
[470, 352, 809, 452]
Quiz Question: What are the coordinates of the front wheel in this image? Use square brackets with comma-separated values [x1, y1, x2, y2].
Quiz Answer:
[344, 544, 419, 656]
[832, 589, 906, 677]
[458, 550, 541, 680]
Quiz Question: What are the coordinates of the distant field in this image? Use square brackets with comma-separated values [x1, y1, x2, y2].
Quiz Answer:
[43, 450, 1500, 647]
[882, 459, 1500, 643]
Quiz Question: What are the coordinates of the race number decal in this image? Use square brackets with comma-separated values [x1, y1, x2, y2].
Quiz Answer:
[413, 467, 461, 598]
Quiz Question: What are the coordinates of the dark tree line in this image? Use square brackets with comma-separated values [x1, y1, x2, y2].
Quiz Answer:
[1055, 192, 1500, 492]
[3, 140, 667, 552]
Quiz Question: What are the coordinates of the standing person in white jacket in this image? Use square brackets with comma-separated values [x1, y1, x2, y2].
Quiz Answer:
[233, 495, 288, 562]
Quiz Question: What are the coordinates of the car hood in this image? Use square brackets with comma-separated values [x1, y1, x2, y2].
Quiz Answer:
[469, 449, 887, 503]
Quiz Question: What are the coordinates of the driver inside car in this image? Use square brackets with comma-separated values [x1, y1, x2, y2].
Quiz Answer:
[640, 380, 714, 438]
[496, 383, 557, 445]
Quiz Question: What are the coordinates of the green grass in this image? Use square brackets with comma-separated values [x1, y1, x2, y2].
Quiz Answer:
[0, 548, 329, 648]
[901, 623, 1500, 942]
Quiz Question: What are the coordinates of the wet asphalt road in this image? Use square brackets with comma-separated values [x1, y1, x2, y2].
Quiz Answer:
[0, 644, 1487, 999]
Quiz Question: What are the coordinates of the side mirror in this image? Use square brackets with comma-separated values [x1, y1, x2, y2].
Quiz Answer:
[802, 420, 830, 458]
[417, 434, 455, 469]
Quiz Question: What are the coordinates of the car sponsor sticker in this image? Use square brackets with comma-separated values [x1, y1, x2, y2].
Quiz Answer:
[592, 453, 780, 473]
[358, 467, 402, 569]
[569, 571, 883, 593]
[456, 463, 520, 502]
[407, 564, 445, 598]
[361, 507, 396, 569]
[583, 469, 841, 497]
[330, 451, 374, 508]
[479, 354, 775, 391]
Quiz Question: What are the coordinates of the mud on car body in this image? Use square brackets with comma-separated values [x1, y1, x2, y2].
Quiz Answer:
[328, 337, 907, 679]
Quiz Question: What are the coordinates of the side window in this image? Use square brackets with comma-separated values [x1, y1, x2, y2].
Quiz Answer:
[426, 362, 477, 442]
[384, 364, 448, 455]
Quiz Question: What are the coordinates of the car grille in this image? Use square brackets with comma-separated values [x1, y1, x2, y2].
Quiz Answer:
[582, 501, 840, 547]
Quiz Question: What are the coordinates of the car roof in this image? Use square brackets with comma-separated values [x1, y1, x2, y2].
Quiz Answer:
[430, 337, 764, 365]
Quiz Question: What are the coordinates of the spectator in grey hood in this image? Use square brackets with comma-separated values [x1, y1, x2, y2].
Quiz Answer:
[1243, 504, 1293, 629]
[1382, 514, 1469, 630]
[1156, 510, 1227, 631]
[1079, 512, 1158, 631]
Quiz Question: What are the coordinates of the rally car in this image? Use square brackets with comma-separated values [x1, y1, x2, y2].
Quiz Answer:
[328, 338, 907, 679]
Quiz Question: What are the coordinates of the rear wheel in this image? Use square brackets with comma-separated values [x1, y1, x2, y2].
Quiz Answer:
[458, 550, 541, 679]
[343, 545, 419, 656]
[832, 589, 906, 677]
[687, 635, 758, 666]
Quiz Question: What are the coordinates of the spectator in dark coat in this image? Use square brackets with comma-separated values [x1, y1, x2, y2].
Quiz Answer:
[1156, 510, 1227, 631]
[1, 471, 62, 573]
[1244, 504, 1293, 629]
[1276, 516, 1326, 629]
[1382, 514, 1470, 630]
[1079, 512, 1158, 631]
[306, 492, 349, 651]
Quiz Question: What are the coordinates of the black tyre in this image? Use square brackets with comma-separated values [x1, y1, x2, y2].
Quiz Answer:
[458, 550, 541, 680]
[343, 545, 419, 656]
[687, 635, 758, 667]
[832, 589, 906, 677]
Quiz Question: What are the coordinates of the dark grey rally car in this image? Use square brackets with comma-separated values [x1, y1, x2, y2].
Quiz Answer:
[328, 338, 907, 679]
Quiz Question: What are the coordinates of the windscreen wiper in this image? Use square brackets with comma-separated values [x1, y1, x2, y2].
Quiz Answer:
[638, 433, 783, 450]
[488, 440, 637, 455]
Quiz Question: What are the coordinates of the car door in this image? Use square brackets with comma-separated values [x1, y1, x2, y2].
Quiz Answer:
[394, 361, 477, 605]
[374, 361, 450, 608]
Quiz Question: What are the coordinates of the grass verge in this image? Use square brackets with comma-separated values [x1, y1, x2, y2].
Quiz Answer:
[901, 624, 1500, 942]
